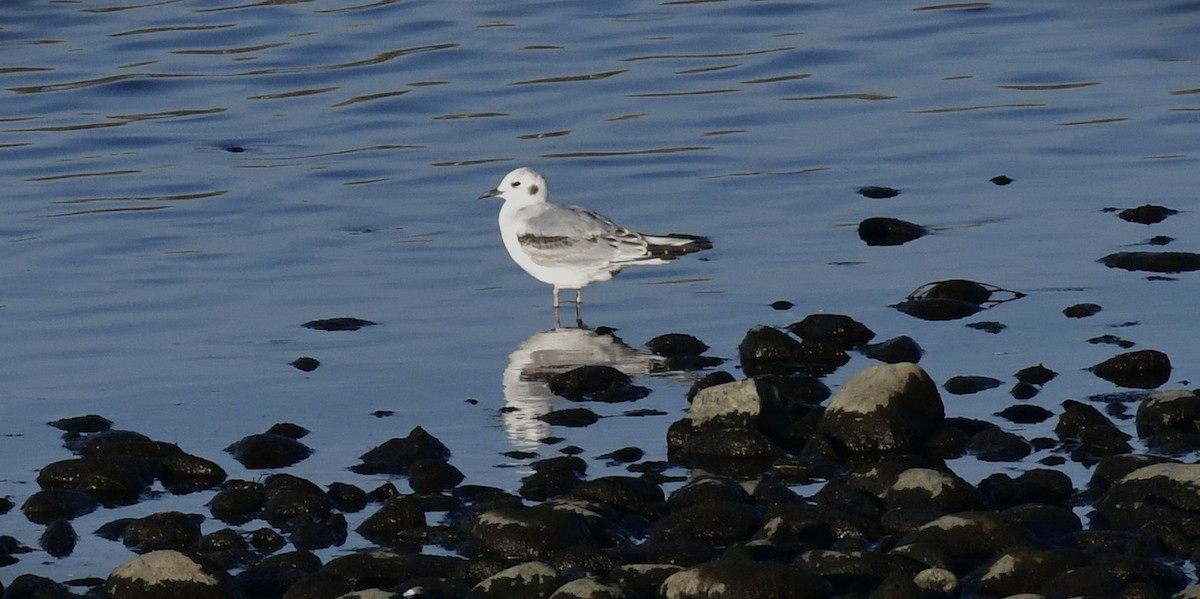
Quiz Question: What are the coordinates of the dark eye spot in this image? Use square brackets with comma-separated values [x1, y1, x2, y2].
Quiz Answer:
[511, 181, 521, 188]
[529, 184, 539, 195]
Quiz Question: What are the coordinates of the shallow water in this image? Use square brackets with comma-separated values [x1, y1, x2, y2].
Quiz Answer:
[1, 0, 1199, 583]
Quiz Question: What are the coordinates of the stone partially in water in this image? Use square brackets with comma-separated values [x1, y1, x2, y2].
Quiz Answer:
[1099, 251, 1200, 273]
[120, 511, 204, 554]
[105, 550, 235, 599]
[548, 365, 650, 403]
[786, 313, 876, 349]
[301, 317, 378, 331]
[857, 216, 927, 246]
[225, 432, 312, 470]
[806, 363, 944, 457]
[352, 427, 451, 475]
[942, 375, 1002, 395]
[1090, 349, 1171, 389]
[1116, 204, 1177, 225]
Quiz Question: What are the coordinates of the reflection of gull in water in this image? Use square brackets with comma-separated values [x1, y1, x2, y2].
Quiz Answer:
[501, 326, 667, 452]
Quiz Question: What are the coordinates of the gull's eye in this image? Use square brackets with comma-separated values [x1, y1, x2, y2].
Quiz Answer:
[511, 181, 521, 188]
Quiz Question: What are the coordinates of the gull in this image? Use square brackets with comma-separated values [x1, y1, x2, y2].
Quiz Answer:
[479, 167, 711, 312]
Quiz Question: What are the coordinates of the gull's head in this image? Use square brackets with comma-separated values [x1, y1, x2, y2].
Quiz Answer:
[479, 167, 548, 205]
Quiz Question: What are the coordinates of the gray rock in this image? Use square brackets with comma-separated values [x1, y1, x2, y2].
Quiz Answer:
[806, 363, 944, 456]
[105, 550, 235, 599]
[467, 561, 558, 599]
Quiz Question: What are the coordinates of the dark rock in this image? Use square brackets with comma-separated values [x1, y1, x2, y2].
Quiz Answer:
[1063, 303, 1102, 318]
[289, 512, 347, 551]
[596, 446, 643, 464]
[770, 300, 794, 310]
[880, 467, 986, 513]
[466, 504, 593, 560]
[896, 511, 1033, 572]
[786, 314, 876, 349]
[943, 375, 1002, 395]
[991, 175, 1013, 185]
[49, 415, 113, 434]
[234, 550, 322, 598]
[159, 453, 226, 494]
[858, 186, 900, 199]
[301, 317, 378, 331]
[646, 333, 709, 357]
[199, 528, 247, 553]
[325, 482, 367, 513]
[5, 575, 73, 599]
[1095, 463, 1200, 530]
[966, 321, 1006, 333]
[539, 408, 601, 427]
[967, 426, 1032, 462]
[262, 474, 333, 530]
[608, 564, 684, 599]
[1091, 349, 1172, 389]
[39, 519, 76, 559]
[1010, 381, 1039, 400]
[467, 561, 559, 599]
[806, 363, 944, 457]
[965, 547, 1090, 597]
[36, 457, 156, 506]
[861, 336, 923, 363]
[548, 365, 651, 403]
[1100, 251, 1200, 273]
[1136, 390, 1200, 438]
[248, 528, 286, 553]
[105, 550, 235, 599]
[894, 298, 980, 320]
[1005, 504, 1082, 548]
[21, 489, 99, 525]
[567, 475, 664, 508]
[225, 432, 312, 469]
[208, 480, 264, 525]
[409, 459, 466, 493]
[265, 422, 309, 439]
[1016, 364, 1057, 385]
[290, 356, 320, 372]
[1118, 204, 1178, 225]
[738, 325, 848, 376]
[996, 404, 1053, 424]
[550, 575, 626, 598]
[121, 511, 203, 553]
[979, 469, 1073, 509]
[356, 496, 426, 548]
[799, 549, 921, 594]
[352, 426, 451, 475]
[660, 557, 831, 599]
[667, 476, 750, 511]
[858, 217, 927, 246]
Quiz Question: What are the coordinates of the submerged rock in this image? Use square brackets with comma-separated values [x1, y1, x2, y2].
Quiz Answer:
[1090, 349, 1172, 389]
[1100, 251, 1200, 273]
[857, 217, 927, 246]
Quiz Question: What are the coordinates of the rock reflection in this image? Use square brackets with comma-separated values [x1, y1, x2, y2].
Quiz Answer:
[501, 325, 666, 451]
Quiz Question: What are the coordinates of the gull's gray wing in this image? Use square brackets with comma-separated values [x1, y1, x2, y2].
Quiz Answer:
[515, 203, 652, 268]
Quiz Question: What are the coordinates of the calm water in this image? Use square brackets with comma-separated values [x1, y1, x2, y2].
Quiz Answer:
[2, 0, 1199, 582]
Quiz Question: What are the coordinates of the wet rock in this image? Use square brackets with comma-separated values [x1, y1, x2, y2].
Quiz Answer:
[798, 550, 921, 594]
[121, 511, 204, 553]
[1090, 349, 1172, 389]
[880, 467, 986, 514]
[652, 500, 761, 546]
[352, 427, 451, 475]
[520, 456, 587, 500]
[646, 333, 708, 357]
[567, 475, 664, 509]
[229, 547, 314, 596]
[5, 574, 73, 598]
[291, 356, 320, 372]
[467, 561, 558, 599]
[979, 469, 1073, 509]
[1009, 381, 1039, 400]
[248, 528, 286, 553]
[966, 426, 1032, 462]
[1095, 462, 1200, 531]
[1135, 390, 1200, 438]
[550, 575, 625, 599]
[36, 457, 156, 506]
[942, 375, 1002, 395]
[302, 317, 378, 331]
[894, 279, 1023, 321]
[738, 325, 848, 376]
[49, 414, 113, 434]
[263, 474, 333, 530]
[1063, 302, 1102, 318]
[1117, 204, 1178, 225]
[467, 503, 594, 560]
[990, 175, 1013, 185]
[1015, 364, 1057, 385]
[786, 314, 875, 349]
[964, 547, 1090, 597]
[69, 429, 182, 459]
[355, 496, 426, 548]
[596, 446, 643, 464]
[667, 476, 749, 511]
[104, 550, 236, 599]
[548, 365, 651, 403]
[289, 512, 347, 551]
[409, 459, 465, 493]
[208, 480, 265, 525]
[861, 335, 923, 363]
[39, 519, 76, 559]
[857, 186, 900, 199]
[1089, 334, 1136, 348]
[1100, 251, 1200, 273]
[896, 512, 1033, 573]
[225, 430, 313, 470]
[539, 408, 601, 427]
[159, 453, 227, 494]
[996, 404, 1053, 424]
[323, 552, 464, 594]
[199, 528, 246, 553]
[770, 300, 794, 310]
[965, 321, 1006, 333]
[857, 217, 927, 246]
[21, 489, 99, 524]
[806, 363, 944, 457]
[326, 482, 368, 513]
[660, 557, 831, 599]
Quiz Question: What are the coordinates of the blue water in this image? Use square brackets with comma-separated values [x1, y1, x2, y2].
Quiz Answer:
[2, 0, 1199, 583]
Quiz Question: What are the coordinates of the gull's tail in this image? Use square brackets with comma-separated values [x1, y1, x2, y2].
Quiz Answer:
[643, 233, 713, 260]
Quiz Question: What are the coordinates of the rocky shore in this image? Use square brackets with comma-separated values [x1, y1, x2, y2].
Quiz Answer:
[1, 312, 1198, 599]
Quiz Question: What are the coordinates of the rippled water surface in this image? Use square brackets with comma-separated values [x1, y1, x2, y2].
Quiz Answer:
[2, 0, 1199, 582]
